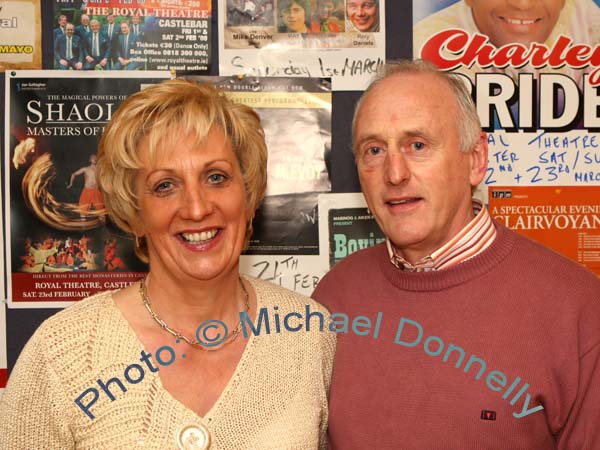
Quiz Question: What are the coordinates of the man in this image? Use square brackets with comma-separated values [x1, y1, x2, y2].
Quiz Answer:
[74, 14, 91, 41]
[84, 19, 110, 70]
[346, 0, 379, 32]
[413, 0, 600, 85]
[54, 23, 84, 70]
[112, 21, 140, 70]
[101, 13, 119, 41]
[53, 14, 67, 39]
[130, 14, 145, 39]
[312, 60, 600, 449]
[67, 154, 105, 213]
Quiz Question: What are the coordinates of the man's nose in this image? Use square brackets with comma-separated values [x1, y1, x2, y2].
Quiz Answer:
[384, 150, 410, 186]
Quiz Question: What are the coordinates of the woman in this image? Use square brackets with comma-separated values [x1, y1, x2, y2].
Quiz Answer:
[0, 80, 335, 449]
[278, 0, 312, 33]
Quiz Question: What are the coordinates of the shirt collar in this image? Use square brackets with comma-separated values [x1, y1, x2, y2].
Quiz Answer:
[386, 199, 497, 272]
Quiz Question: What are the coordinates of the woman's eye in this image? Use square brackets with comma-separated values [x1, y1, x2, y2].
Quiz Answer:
[154, 181, 173, 193]
[208, 173, 228, 184]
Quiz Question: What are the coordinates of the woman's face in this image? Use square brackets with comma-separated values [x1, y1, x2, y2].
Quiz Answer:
[282, 1, 307, 32]
[134, 127, 250, 283]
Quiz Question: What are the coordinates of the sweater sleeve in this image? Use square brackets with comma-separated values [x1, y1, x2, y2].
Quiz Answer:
[319, 319, 336, 450]
[557, 340, 600, 450]
[0, 326, 75, 449]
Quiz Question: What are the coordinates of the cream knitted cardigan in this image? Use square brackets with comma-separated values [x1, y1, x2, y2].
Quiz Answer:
[0, 277, 335, 449]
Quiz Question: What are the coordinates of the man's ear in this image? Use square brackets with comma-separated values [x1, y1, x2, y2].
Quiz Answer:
[469, 132, 488, 187]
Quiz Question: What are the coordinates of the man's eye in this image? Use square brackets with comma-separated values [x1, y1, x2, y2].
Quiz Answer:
[366, 146, 383, 156]
[411, 142, 425, 151]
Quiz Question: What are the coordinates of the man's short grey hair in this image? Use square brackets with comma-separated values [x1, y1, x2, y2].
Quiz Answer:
[352, 59, 481, 153]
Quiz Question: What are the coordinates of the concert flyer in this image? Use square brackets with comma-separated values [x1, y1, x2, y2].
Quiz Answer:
[52, 0, 211, 72]
[489, 186, 600, 276]
[5, 71, 171, 308]
[182, 75, 332, 256]
[219, 0, 385, 90]
[318, 192, 384, 268]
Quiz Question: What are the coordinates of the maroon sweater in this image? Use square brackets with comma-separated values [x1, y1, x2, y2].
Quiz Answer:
[313, 225, 600, 450]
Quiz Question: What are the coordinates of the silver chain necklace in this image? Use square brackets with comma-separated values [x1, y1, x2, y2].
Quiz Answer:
[139, 277, 249, 352]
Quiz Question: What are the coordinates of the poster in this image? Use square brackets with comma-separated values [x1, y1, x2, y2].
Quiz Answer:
[489, 186, 600, 276]
[413, 0, 600, 203]
[183, 75, 332, 256]
[318, 192, 384, 268]
[5, 71, 172, 308]
[0, 302, 6, 394]
[52, 0, 211, 72]
[219, 0, 386, 90]
[0, 0, 42, 71]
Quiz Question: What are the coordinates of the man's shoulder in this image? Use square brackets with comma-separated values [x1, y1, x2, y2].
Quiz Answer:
[506, 228, 600, 289]
[327, 242, 384, 278]
[313, 243, 385, 307]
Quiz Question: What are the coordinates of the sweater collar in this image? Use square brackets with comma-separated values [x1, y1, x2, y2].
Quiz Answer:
[379, 221, 516, 292]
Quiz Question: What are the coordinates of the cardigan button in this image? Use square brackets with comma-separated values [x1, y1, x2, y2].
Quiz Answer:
[176, 423, 211, 450]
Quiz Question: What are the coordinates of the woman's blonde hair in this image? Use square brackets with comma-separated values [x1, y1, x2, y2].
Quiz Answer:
[97, 79, 268, 262]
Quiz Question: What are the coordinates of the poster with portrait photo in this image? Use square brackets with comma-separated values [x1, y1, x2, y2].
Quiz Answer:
[318, 192, 384, 268]
[181, 75, 332, 255]
[0, 0, 41, 71]
[219, 0, 385, 90]
[5, 71, 171, 308]
[413, 0, 600, 204]
[52, 0, 211, 72]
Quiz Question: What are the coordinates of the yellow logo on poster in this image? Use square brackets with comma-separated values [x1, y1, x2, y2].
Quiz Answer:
[0, 45, 33, 54]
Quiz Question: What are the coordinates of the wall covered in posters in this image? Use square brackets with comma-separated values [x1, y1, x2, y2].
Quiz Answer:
[0, 1, 597, 380]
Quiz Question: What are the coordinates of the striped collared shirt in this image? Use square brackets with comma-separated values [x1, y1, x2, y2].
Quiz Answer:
[386, 199, 497, 272]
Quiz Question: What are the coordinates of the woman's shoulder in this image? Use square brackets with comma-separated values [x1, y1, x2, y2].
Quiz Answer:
[25, 290, 124, 367]
[38, 290, 117, 335]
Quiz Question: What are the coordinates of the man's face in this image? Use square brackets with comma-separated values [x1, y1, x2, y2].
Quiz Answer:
[465, 0, 565, 47]
[346, 0, 377, 32]
[81, 15, 90, 26]
[318, 1, 335, 20]
[121, 22, 130, 35]
[132, 15, 140, 25]
[282, 2, 307, 32]
[91, 22, 100, 33]
[59, 15, 67, 27]
[107, 15, 115, 24]
[354, 72, 487, 263]
[65, 24, 74, 37]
